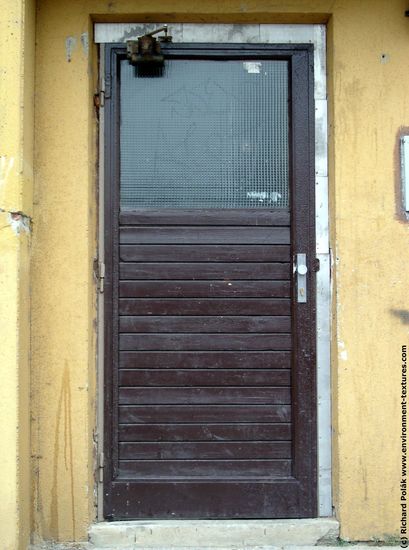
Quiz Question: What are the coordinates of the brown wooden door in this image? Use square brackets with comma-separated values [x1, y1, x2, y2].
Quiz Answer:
[104, 44, 316, 519]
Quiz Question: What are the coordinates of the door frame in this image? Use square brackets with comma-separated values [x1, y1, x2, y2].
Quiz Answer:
[96, 23, 331, 520]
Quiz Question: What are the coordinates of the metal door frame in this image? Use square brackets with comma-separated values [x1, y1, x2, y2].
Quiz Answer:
[96, 23, 331, 519]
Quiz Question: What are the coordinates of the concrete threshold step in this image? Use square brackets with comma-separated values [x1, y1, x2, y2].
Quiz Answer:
[89, 547, 398, 550]
[88, 518, 339, 548]
[30, 545, 401, 550]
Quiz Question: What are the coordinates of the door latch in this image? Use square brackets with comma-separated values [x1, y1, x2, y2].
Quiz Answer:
[295, 253, 308, 303]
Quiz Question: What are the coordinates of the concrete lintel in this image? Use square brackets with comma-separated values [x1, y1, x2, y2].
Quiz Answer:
[89, 518, 339, 548]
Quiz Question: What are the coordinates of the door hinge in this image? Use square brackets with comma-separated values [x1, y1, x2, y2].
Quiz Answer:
[94, 74, 111, 110]
[104, 73, 112, 100]
[98, 452, 104, 483]
[98, 261, 105, 293]
[94, 73, 111, 110]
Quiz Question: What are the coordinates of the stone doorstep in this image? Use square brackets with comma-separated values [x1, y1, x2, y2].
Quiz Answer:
[88, 518, 339, 548]
[87, 547, 398, 550]
[29, 545, 401, 550]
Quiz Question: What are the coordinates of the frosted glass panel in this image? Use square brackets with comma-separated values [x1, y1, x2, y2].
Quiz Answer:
[120, 59, 289, 208]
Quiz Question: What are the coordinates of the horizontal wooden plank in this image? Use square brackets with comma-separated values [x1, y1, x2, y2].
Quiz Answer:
[119, 208, 290, 226]
[119, 351, 291, 369]
[119, 441, 292, 460]
[119, 316, 291, 334]
[119, 423, 292, 442]
[120, 281, 291, 299]
[119, 387, 291, 405]
[120, 244, 290, 262]
[120, 298, 291, 316]
[119, 405, 291, 423]
[119, 369, 291, 386]
[120, 226, 290, 245]
[118, 459, 291, 478]
[108, 480, 300, 519]
[120, 334, 292, 351]
[120, 262, 291, 280]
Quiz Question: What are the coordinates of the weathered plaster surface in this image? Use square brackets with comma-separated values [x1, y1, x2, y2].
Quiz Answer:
[0, 0, 35, 549]
[31, 0, 407, 544]
[327, 2, 408, 540]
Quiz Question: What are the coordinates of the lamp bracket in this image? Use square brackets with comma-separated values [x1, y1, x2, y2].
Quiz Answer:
[127, 25, 172, 66]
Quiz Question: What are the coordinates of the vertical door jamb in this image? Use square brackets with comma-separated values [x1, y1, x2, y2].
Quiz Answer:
[97, 43, 105, 520]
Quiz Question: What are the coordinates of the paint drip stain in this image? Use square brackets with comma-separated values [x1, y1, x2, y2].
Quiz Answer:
[50, 364, 76, 539]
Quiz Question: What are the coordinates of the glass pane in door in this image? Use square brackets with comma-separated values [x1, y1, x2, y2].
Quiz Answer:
[120, 59, 289, 208]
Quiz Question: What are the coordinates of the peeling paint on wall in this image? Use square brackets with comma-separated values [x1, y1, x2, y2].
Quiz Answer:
[340, 349, 348, 361]
[338, 340, 348, 361]
[1, 210, 32, 234]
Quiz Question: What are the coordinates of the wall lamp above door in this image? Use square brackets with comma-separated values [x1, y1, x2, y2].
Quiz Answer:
[127, 25, 172, 69]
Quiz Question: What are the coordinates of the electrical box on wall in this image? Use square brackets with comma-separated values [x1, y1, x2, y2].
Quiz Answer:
[401, 136, 409, 212]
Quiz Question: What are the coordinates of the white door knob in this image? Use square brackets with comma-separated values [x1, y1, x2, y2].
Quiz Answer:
[297, 264, 308, 276]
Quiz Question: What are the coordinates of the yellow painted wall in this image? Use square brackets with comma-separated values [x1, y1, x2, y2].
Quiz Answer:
[31, 0, 408, 543]
[0, 0, 35, 549]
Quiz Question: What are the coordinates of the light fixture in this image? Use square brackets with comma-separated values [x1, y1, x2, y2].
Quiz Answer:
[126, 25, 172, 68]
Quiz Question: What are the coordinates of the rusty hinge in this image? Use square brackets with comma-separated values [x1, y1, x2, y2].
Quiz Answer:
[94, 89, 110, 109]
[98, 261, 105, 293]
[94, 90, 105, 109]
[98, 452, 104, 483]
[94, 74, 111, 110]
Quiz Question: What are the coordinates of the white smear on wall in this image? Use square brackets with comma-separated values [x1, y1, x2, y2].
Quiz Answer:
[81, 32, 89, 56]
[340, 350, 348, 361]
[65, 36, 77, 62]
[338, 341, 348, 361]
